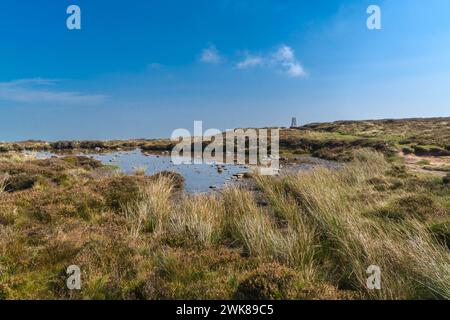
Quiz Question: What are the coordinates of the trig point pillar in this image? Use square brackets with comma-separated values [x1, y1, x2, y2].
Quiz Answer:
[290, 117, 298, 128]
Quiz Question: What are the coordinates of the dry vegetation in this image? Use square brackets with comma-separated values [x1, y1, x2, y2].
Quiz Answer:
[2, 117, 448, 160]
[0, 142, 449, 299]
[281, 117, 450, 160]
[304, 117, 449, 147]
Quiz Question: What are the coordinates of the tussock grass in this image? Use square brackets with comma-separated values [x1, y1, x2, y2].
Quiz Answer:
[0, 152, 36, 164]
[169, 194, 224, 247]
[122, 176, 173, 238]
[132, 166, 147, 176]
[253, 177, 318, 281]
[220, 188, 304, 269]
[275, 150, 450, 299]
[0, 174, 8, 196]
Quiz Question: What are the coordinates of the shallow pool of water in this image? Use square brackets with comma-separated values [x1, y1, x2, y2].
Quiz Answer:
[32, 149, 249, 193]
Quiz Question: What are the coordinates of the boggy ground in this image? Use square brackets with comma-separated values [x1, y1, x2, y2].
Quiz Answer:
[0, 146, 449, 300]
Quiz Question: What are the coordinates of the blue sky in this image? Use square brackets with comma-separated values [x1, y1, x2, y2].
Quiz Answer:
[0, 0, 449, 141]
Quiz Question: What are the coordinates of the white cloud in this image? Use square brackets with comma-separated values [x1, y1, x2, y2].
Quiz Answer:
[236, 54, 264, 69]
[284, 62, 306, 77]
[273, 45, 296, 62]
[234, 45, 307, 78]
[272, 45, 307, 78]
[0, 78, 106, 104]
[200, 45, 221, 64]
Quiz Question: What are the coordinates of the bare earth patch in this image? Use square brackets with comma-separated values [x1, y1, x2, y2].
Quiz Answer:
[400, 152, 450, 176]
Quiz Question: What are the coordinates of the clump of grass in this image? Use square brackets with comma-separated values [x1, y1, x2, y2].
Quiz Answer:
[253, 176, 318, 280]
[104, 175, 143, 211]
[234, 262, 300, 300]
[0, 174, 8, 195]
[370, 193, 445, 221]
[429, 221, 450, 249]
[220, 188, 283, 258]
[0, 152, 36, 163]
[220, 188, 317, 282]
[3, 173, 38, 192]
[132, 166, 147, 176]
[122, 176, 174, 238]
[149, 247, 249, 299]
[168, 194, 224, 247]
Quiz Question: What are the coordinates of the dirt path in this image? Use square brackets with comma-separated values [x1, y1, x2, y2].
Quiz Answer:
[400, 152, 450, 177]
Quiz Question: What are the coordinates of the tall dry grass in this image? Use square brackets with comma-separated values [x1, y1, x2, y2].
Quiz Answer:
[170, 194, 224, 247]
[278, 150, 450, 299]
[0, 152, 36, 164]
[0, 174, 8, 196]
[122, 176, 173, 238]
[253, 177, 318, 281]
[220, 187, 317, 281]
[123, 176, 223, 247]
[120, 149, 450, 299]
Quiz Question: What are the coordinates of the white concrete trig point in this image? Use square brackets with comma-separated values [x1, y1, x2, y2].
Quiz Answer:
[291, 117, 298, 128]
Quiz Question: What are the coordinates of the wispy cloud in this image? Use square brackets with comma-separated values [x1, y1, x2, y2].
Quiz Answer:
[0, 78, 106, 104]
[235, 45, 307, 78]
[236, 54, 264, 69]
[200, 44, 222, 64]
